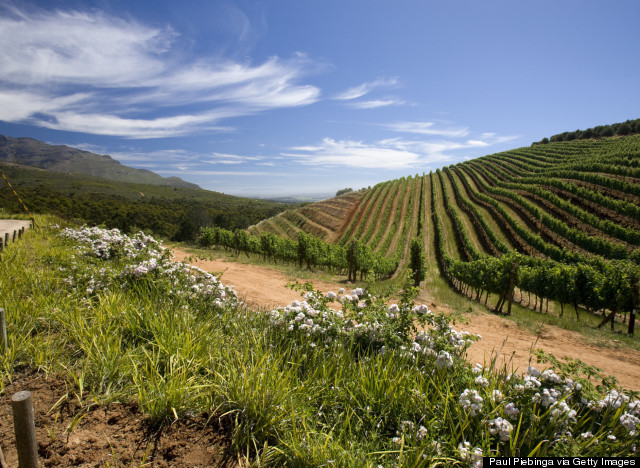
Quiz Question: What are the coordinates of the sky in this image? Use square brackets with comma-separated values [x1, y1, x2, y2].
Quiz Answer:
[1, 1, 639, 198]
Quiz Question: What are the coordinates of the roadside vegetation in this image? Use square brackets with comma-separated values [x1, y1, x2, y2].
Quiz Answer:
[1, 221, 639, 466]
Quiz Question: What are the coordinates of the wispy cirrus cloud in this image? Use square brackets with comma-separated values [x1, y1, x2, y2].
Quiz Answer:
[0, 7, 321, 138]
[348, 98, 406, 109]
[204, 153, 264, 165]
[383, 121, 469, 137]
[283, 130, 519, 169]
[333, 77, 398, 101]
[285, 138, 421, 169]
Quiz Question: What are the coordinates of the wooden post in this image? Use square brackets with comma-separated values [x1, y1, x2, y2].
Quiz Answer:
[0, 308, 7, 355]
[12, 230, 16, 242]
[4, 233, 8, 247]
[11, 391, 39, 468]
[0, 236, 3, 251]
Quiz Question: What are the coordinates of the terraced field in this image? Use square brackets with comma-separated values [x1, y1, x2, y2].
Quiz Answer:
[250, 133, 640, 325]
[248, 190, 364, 241]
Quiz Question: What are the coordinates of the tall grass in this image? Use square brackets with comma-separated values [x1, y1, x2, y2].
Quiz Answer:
[1, 222, 638, 466]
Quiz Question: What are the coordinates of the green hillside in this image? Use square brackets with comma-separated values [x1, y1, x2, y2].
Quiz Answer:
[252, 132, 640, 327]
[0, 134, 198, 188]
[0, 162, 292, 239]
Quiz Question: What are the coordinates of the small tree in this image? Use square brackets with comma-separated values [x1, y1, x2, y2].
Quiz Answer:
[409, 239, 426, 287]
[336, 188, 353, 196]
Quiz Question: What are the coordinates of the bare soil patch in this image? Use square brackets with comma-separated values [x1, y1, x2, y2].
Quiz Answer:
[172, 247, 640, 391]
[0, 371, 236, 467]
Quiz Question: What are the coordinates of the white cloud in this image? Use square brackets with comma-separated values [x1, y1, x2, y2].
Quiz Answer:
[0, 7, 321, 138]
[283, 138, 421, 169]
[284, 131, 520, 169]
[349, 99, 405, 109]
[204, 152, 263, 164]
[384, 121, 469, 137]
[333, 77, 398, 100]
[155, 170, 289, 176]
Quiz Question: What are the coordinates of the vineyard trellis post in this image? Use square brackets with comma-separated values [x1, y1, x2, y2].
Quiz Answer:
[0, 308, 7, 355]
[11, 391, 39, 468]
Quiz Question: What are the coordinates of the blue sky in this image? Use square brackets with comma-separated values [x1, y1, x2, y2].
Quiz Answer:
[1, 0, 639, 198]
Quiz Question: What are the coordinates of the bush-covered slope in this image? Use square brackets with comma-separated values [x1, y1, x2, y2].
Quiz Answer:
[0, 162, 291, 239]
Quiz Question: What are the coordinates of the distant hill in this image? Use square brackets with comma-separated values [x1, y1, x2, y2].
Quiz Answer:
[0, 135, 199, 189]
[0, 161, 292, 240]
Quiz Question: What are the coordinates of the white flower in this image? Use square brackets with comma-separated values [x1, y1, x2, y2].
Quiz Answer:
[459, 389, 483, 416]
[133, 265, 148, 277]
[416, 426, 428, 440]
[475, 376, 489, 387]
[599, 390, 629, 410]
[436, 350, 453, 369]
[621, 413, 640, 432]
[524, 375, 541, 389]
[505, 402, 520, 419]
[488, 417, 512, 441]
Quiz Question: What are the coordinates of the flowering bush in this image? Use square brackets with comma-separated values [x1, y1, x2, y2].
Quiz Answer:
[269, 282, 479, 361]
[58, 225, 238, 308]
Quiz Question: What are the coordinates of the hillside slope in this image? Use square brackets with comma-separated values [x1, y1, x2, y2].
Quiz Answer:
[0, 162, 291, 238]
[253, 133, 640, 319]
[0, 134, 199, 189]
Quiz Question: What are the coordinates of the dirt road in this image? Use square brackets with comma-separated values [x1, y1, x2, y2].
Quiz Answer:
[171, 247, 640, 391]
[0, 219, 31, 248]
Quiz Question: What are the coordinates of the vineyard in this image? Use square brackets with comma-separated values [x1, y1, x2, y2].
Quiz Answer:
[248, 133, 640, 330]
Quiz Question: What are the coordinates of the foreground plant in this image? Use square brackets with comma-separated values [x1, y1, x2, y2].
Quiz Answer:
[1, 224, 638, 467]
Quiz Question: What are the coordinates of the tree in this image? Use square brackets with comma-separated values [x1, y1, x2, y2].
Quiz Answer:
[409, 239, 426, 287]
[336, 188, 353, 196]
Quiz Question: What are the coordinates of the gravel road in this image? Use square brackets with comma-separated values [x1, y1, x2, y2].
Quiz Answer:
[0, 219, 32, 248]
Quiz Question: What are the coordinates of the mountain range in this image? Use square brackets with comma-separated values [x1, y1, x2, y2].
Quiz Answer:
[0, 135, 199, 189]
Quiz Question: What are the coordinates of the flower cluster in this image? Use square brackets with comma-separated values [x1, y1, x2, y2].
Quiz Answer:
[60, 226, 160, 260]
[459, 388, 484, 417]
[270, 284, 481, 363]
[458, 442, 483, 467]
[58, 226, 237, 308]
[391, 420, 428, 444]
[488, 417, 513, 441]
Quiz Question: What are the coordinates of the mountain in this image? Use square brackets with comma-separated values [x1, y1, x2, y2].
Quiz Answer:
[0, 135, 199, 189]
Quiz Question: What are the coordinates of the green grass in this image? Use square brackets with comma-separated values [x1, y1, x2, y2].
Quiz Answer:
[2, 221, 639, 466]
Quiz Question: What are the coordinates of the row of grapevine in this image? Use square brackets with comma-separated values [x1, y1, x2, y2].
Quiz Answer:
[470, 162, 634, 260]
[444, 168, 509, 255]
[338, 182, 388, 244]
[431, 168, 640, 320]
[430, 136, 640, 322]
[199, 226, 396, 280]
[480, 159, 640, 246]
